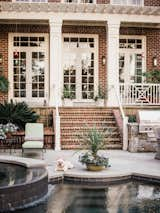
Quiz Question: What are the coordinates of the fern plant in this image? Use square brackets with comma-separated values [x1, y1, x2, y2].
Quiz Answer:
[0, 100, 39, 129]
[0, 76, 9, 93]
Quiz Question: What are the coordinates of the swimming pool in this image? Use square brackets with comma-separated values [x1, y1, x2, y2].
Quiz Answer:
[15, 181, 160, 213]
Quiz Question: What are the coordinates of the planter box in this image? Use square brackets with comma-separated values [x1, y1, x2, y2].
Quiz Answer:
[95, 99, 105, 107]
[62, 99, 73, 106]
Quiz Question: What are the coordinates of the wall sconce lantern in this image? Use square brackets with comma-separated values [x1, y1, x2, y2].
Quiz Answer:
[153, 56, 158, 67]
[0, 54, 3, 65]
[102, 56, 106, 66]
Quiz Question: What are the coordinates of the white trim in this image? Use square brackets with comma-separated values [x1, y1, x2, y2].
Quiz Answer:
[62, 33, 99, 104]
[111, 0, 144, 6]
[12, 0, 48, 2]
[8, 33, 49, 106]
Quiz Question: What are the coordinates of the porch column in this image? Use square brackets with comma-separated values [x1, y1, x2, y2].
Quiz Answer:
[107, 19, 120, 107]
[49, 18, 63, 107]
[49, 18, 63, 151]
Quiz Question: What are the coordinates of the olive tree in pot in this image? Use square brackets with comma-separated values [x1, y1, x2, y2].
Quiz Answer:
[79, 126, 109, 171]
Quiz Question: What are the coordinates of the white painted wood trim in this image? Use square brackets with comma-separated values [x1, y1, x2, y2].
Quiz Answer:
[8, 33, 49, 106]
[111, 0, 144, 6]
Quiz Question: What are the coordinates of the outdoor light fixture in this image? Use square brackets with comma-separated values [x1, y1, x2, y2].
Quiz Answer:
[0, 54, 2, 65]
[102, 56, 106, 66]
[153, 56, 158, 67]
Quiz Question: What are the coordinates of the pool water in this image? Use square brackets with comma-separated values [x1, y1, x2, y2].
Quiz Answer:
[15, 181, 160, 213]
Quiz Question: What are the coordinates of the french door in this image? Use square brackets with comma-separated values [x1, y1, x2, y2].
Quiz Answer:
[63, 34, 98, 102]
[9, 34, 48, 105]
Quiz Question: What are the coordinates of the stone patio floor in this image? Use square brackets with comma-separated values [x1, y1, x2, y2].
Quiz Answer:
[0, 149, 160, 181]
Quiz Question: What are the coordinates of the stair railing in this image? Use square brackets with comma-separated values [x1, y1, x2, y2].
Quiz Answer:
[112, 85, 128, 151]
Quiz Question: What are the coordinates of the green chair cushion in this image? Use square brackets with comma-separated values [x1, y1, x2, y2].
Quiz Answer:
[22, 141, 43, 149]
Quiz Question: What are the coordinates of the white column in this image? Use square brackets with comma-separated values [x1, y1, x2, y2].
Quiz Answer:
[107, 19, 120, 107]
[49, 18, 62, 151]
[49, 18, 63, 107]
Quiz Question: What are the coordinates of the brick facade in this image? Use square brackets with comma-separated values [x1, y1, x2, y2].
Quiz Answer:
[0, 24, 160, 103]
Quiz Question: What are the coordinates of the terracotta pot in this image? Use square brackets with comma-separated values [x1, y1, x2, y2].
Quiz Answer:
[86, 164, 105, 171]
[6, 132, 12, 139]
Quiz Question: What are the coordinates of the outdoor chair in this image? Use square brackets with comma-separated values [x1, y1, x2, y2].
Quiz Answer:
[22, 123, 45, 159]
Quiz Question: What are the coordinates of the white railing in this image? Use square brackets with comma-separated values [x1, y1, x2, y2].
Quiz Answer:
[112, 86, 128, 151]
[120, 83, 160, 106]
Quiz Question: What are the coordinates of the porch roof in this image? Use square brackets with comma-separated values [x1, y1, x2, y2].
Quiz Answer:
[0, 2, 160, 16]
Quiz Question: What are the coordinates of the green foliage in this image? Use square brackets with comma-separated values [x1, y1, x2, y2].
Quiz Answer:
[0, 100, 39, 129]
[143, 70, 160, 83]
[0, 76, 9, 93]
[128, 115, 137, 123]
[79, 126, 105, 157]
[62, 86, 75, 99]
[94, 86, 106, 101]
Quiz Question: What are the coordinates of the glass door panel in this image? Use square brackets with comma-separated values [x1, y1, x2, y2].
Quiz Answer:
[13, 51, 26, 98]
[32, 52, 45, 98]
[63, 52, 76, 99]
[81, 52, 94, 99]
[119, 52, 143, 84]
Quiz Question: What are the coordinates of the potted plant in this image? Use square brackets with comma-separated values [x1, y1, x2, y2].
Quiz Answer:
[79, 126, 109, 171]
[94, 87, 105, 107]
[0, 75, 9, 93]
[62, 86, 75, 106]
[0, 124, 6, 140]
[143, 69, 160, 83]
[3, 122, 18, 139]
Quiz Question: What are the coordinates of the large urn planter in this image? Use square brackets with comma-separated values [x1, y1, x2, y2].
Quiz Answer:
[78, 127, 109, 172]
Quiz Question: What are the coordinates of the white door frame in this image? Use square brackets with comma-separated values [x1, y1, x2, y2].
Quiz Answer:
[63, 33, 99, 103]
[8, 33, 49, 106]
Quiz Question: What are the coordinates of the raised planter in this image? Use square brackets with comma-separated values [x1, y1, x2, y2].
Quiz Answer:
[62, 99, 73, 107]
[95, 99, 105, 107]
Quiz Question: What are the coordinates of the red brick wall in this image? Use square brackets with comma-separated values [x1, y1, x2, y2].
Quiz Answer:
[0, 31, 8, 102]
[120, 27, 160, 71]
[144, 0, 160, 6]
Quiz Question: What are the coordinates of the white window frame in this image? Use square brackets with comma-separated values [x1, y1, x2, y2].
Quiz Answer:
[63, 33, 99, 102]
[119, 35, 146, 83]
[62, 0, 96, 4]
[12, 0, 48, 3]
[111, 0, 144, 6]
[8, 33, 49, 106]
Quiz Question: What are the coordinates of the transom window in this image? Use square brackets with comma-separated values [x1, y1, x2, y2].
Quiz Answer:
[14, 36, 45, 47]
[62, 0, 95, 3]
[13, 0, 48, 2]
[119, 38, 142, 49]
[64, 37, 94, 49]
[111, 0, 143, 6]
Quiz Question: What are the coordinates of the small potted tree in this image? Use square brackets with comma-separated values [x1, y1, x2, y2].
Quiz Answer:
[94, 87, 105, 107]
[79, 126, 109, 171]
[62, 86, 74, 106]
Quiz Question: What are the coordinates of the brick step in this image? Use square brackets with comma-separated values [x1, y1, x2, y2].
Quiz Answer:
[60, 120, 116, 125]
[59, 107, 113, 110]
[60, 115, 114, 120]
[61, 138, 121, 143]
[61, 144, 122, 150]
[61, 126, 119, 131]
[61, 131, 120, 136]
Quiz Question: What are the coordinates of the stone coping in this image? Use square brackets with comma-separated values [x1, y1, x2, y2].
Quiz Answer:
[0, 155, 46, 168]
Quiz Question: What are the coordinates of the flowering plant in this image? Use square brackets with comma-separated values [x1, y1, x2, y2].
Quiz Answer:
[3, 122, 18, 133]
[0, 123, 18, 140]
[0, 124, 6, 140]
